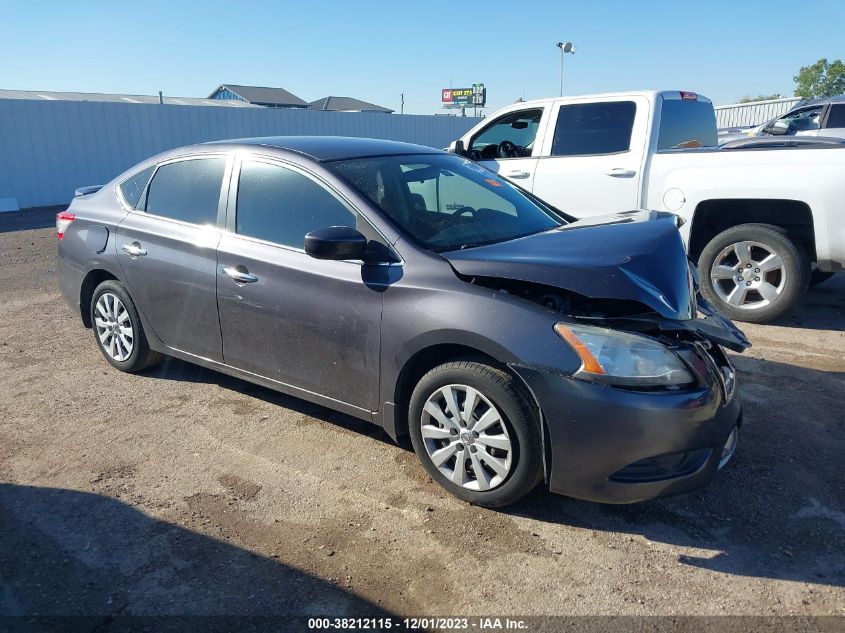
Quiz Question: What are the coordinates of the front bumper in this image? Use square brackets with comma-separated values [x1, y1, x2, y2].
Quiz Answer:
[512, 354, 741, 504]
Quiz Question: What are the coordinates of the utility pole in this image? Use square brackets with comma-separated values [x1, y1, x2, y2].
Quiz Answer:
[400, 93, 404, 114]
[556, 42, 576, 96]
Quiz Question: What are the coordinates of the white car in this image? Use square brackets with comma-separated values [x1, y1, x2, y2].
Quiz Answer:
[450, 90, 845, 323]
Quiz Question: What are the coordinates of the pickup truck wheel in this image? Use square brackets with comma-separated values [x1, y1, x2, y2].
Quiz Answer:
[699, 224, 809, 324]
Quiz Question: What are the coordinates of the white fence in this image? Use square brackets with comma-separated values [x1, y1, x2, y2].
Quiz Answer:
[714, 97, 802, 129]
[0, 100, 481, 209]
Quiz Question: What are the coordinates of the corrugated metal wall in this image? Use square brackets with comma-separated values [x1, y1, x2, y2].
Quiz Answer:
[0, 100, 481, 208]
[714, 97, 801, 129]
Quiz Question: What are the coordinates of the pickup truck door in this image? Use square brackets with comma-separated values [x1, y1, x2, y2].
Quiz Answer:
[465, 107, 551, 190]
[531, 96, 650, 217]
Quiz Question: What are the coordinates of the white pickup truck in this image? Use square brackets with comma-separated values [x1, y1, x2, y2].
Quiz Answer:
[450, 90, 845, 323]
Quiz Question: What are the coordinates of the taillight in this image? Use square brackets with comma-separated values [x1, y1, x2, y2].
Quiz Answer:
[56, 211, 75, 240]
[680, 91, 698, 101]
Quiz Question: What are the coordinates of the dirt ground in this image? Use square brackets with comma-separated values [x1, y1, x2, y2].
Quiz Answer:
[1, 209, 843, 621]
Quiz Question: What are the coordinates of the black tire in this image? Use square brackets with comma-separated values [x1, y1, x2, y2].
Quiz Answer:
[698, 223, 809, 324]
[408, 360, 543, 508]
[90, 280, 161, 373]
[810, 270, 836, 287]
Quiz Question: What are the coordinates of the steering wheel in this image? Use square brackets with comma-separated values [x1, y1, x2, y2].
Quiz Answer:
[498, 140, 518, 158]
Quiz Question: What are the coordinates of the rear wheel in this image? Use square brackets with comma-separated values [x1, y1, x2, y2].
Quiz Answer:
[699, 223, 809, 324]
[408, 360, 543, 508]
[91, 280, 160, 372]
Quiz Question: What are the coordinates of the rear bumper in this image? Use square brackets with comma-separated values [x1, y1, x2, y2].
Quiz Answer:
[512, 363, 741, 504]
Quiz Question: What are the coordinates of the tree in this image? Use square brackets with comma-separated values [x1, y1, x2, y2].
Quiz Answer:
[794, 58, 845, 98]
[738, 94, 785, 103]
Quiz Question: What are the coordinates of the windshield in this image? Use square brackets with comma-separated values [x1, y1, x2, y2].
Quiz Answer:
[327, 154, 565, 252]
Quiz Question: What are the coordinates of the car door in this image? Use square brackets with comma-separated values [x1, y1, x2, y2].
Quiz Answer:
[466, 107, 549, 189]
[216, 156, 384, 411]
[531, 96, 648, 217]
[116, 155, 229, 362]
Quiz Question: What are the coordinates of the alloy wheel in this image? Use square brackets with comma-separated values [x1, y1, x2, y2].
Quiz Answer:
[420, 384, 513, 491]
[710, 240, 787, 310]
[94, 292, 134, 362]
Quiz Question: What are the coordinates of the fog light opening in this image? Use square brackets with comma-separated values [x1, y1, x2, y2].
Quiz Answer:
[719, 427, 739, 470]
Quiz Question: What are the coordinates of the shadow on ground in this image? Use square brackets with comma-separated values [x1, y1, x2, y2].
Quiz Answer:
[0, 483, 394, 622]
[770, 273, 844, 332]
[144, 356, 397, 447]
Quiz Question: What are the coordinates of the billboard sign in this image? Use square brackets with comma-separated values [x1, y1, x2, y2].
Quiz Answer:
[442, 84, 486, 108]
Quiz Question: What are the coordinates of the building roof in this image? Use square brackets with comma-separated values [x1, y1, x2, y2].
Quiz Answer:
[204, 136, 439, 161]
[309, 96, 393, 113]
[211, 84, 308, 106]
[0, 88, 257, 107]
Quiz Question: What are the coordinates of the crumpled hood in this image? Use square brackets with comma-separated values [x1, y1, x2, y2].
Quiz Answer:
[443, 210, 695, 320]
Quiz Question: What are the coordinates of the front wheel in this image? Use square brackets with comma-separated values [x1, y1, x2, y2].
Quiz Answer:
[408, 360, 543, 508]
[699, 223, 809, 324]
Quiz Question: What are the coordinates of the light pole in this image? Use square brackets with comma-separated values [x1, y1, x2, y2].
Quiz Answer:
[556, 42, 576, 96]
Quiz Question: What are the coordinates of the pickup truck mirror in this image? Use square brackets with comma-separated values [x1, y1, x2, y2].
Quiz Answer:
[447, 140, 466, 156]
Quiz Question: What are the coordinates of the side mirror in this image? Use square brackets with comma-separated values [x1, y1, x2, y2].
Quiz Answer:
[304, 226, 368, 261]
[767, 120, 791, 136]
[447, 140, 466, 156]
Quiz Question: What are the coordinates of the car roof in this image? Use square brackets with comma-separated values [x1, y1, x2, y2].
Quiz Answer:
[787, 95, 845, 112]
[202, 136, 443, 162]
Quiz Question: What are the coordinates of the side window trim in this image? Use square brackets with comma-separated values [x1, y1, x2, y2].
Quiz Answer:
[131, 153, 232, 229]
[227, 153, 400, 263]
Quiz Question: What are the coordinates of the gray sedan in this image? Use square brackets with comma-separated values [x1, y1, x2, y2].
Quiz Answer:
[57, 137, 747, 507]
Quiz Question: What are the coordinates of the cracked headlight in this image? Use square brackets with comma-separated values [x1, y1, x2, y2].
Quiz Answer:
[554, 323, 695, 387]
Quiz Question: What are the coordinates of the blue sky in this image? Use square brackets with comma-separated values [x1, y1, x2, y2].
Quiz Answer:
[3, 0, 843, 114]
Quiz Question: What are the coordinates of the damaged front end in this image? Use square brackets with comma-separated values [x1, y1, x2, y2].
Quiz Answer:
[443, 211, 750, 356]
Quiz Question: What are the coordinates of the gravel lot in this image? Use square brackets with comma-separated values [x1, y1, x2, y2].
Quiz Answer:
[1, 209, 843, 621]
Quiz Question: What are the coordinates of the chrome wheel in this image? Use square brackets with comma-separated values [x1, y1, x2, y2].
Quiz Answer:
[710, 240, 786, 311]
[94, 292, 134, 362]
[420, 384, 513, 491]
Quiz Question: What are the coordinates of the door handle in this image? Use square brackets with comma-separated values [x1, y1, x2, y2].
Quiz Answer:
[506, 170, 531, 179]
[223, 266, 259, 284]
[121, 242, 147, 257]
[605, 168, 637, 178]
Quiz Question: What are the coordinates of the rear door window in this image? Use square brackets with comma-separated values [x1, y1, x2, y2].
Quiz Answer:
[144, 158, 226, 225]
[236, 160, 356, 249]
[551, 101, 636, 156]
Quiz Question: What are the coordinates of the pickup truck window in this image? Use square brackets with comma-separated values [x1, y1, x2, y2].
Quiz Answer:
[469, 109, 543, 159]
[551, 101, 636, 156]
[658, 98, 718, 149]
[825, 104, 845, 129]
